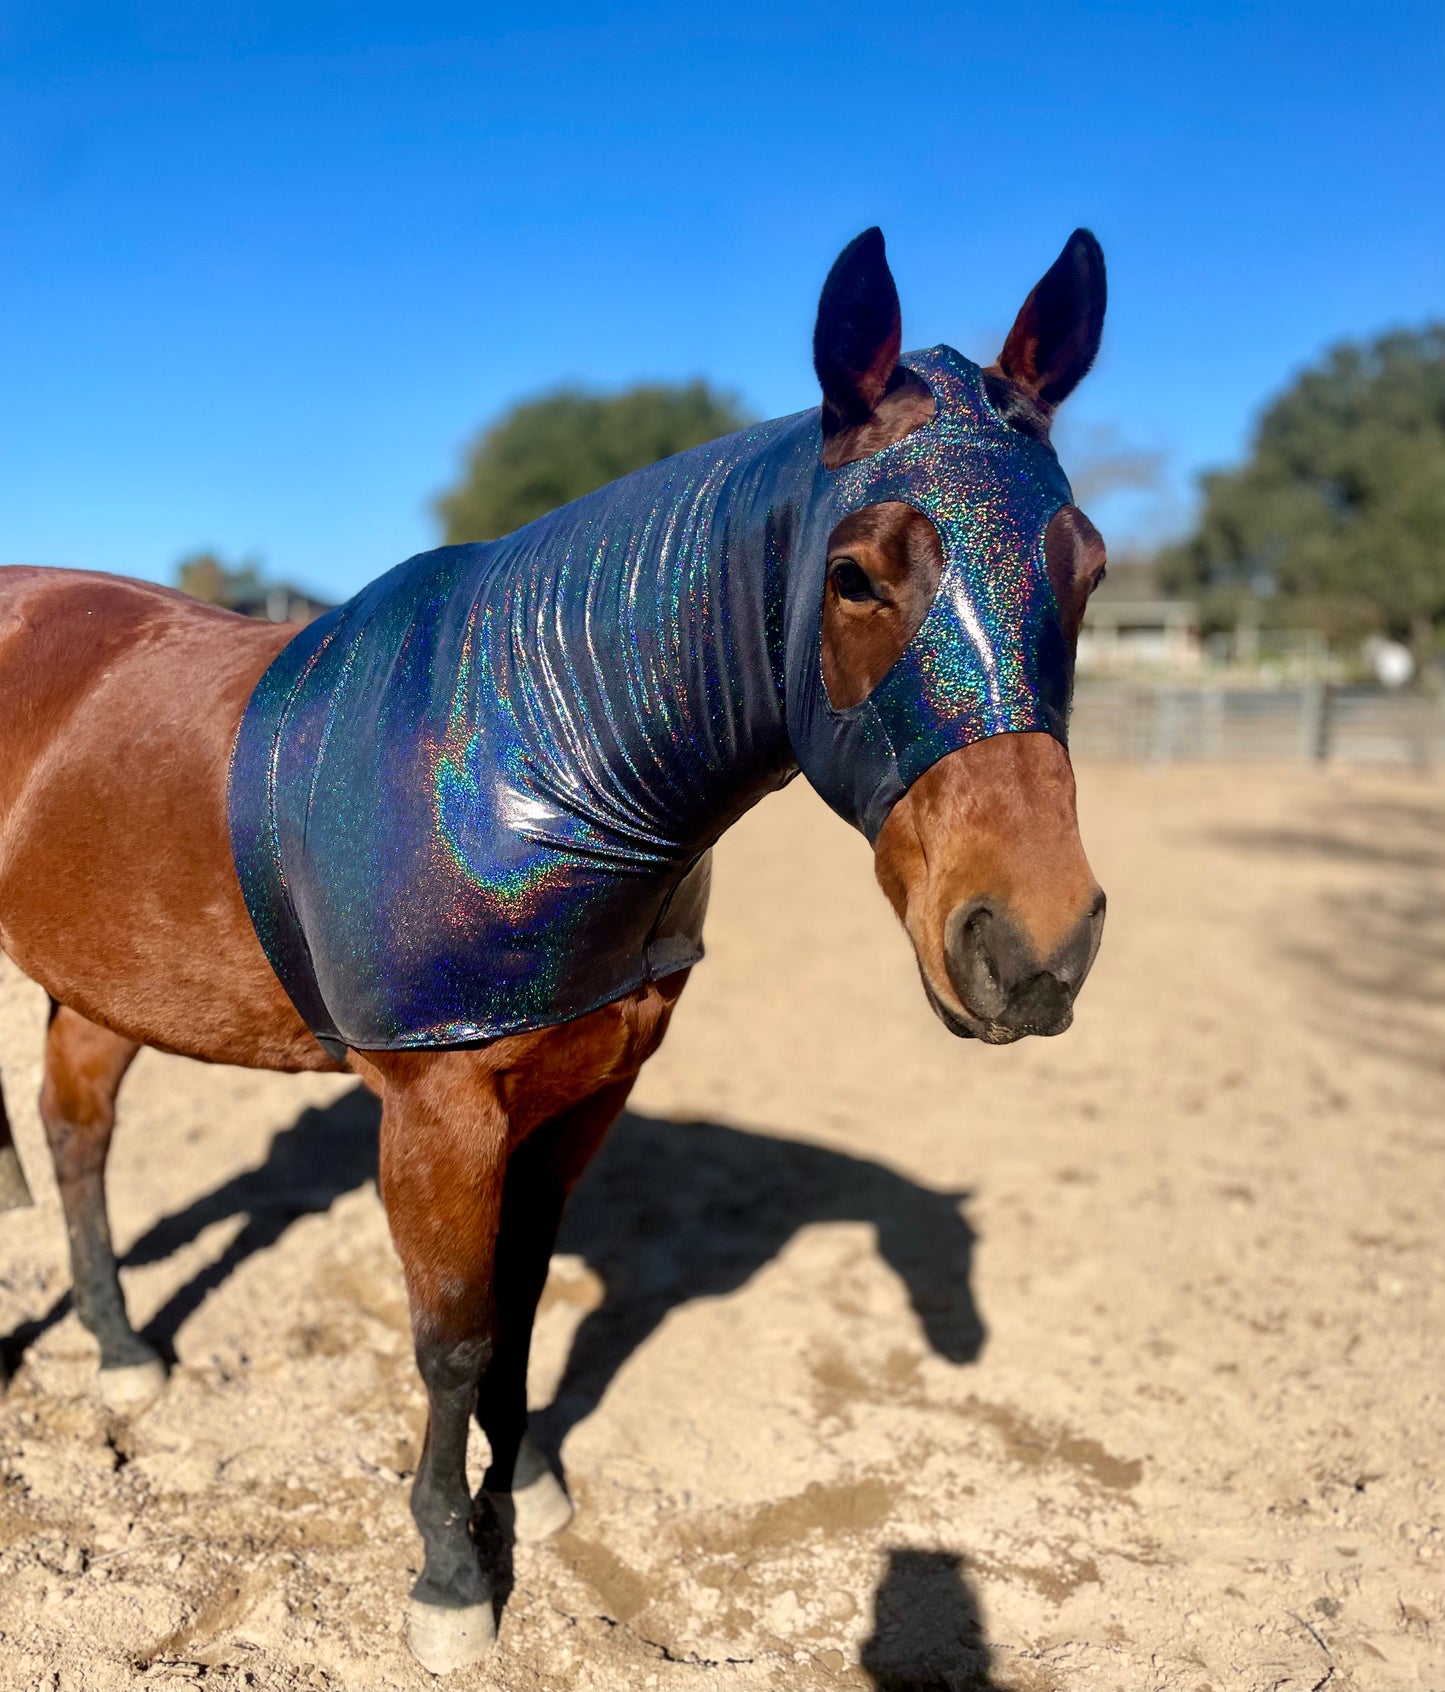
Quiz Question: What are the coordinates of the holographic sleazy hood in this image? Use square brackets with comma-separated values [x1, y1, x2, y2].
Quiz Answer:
[787, 347, 1073, 835]
[229, 346, 1074, 1052]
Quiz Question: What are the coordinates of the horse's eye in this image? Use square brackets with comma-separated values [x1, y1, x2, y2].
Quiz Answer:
[831, 559, 878, 603]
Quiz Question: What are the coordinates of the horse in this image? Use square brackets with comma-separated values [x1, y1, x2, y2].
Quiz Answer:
[0, 225, 1109, 1673]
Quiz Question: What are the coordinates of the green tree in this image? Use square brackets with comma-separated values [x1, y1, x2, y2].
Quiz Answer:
[1160, 325, 1445, 655]
[175, 550, 266, 607]
[436, 381, 750, 543]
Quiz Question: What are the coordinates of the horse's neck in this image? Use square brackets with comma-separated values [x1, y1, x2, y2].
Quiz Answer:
[492, 421, 809, 861]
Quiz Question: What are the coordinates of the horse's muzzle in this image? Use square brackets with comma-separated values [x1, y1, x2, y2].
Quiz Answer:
[938, 890, 1106, 1043]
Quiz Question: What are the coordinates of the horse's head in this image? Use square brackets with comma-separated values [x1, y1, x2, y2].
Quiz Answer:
[789, 228, 1108, 1043]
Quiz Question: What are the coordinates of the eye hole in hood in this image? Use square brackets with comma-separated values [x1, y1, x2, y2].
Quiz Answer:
[821, 503, 944, 710]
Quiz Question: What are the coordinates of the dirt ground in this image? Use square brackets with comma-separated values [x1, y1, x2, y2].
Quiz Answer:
[0, 762, 1441, 1692]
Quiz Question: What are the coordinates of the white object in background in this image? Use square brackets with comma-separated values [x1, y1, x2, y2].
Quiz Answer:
[1362, 635, 1414, 689]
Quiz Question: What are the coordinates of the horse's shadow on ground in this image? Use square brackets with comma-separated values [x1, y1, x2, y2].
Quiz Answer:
[541, 1107, 985, 1449]
[4, 1092, 992, 1686]
[5, 1089, 984, 1417]
[0, 1085, 384, 1373]
[861, 1548, 997, 1691]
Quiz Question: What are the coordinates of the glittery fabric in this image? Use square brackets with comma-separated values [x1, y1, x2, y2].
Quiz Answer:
[794, 349, 1073, 833]
[228, 347, 1073, 1053]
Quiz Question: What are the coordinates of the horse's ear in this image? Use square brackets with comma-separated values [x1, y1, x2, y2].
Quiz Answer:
[814, 227, 902, 437]
[992, 229, 1106, 414]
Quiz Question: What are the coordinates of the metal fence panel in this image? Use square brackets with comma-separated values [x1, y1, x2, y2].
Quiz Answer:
[1068, 683, 1445, 767]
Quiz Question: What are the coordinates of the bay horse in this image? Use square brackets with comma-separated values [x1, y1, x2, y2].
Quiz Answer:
[0, 227, 1109, 1673]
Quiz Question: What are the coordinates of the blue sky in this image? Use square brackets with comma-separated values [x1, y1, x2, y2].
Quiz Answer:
[2, 1, 1440, 599]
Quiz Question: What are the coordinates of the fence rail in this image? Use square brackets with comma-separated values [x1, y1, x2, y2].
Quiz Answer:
[1069, 683, 1445, 767]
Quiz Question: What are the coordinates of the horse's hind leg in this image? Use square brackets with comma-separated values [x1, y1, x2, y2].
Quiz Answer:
[39, 1002, 164, 1409]
[0, 1064, 35, 1212]
[0, 1066, 36, 1392]
[474, 1079, 633, 1544]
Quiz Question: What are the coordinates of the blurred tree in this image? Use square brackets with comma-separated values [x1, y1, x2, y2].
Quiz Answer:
[436, 381, 750, 543]
[175, 551, 332, 622]
[1160, 325, 1445, 657]
[176, 550, 265, 607]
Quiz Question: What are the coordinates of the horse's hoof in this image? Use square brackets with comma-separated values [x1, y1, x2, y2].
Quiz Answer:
[406, 1599, 497, 1674]
[0, 1144, 34, 1211]
[98, 1357, 167, 1412]
[492, 1466, 574, 1543]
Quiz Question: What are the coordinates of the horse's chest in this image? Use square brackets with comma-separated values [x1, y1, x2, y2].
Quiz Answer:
[494, 974, 688, 1133]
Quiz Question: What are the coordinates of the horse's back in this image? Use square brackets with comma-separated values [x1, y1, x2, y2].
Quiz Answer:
[0, 566, 261, 775]
[0, 566, 331, 1069]
[0, 566, 281, 831]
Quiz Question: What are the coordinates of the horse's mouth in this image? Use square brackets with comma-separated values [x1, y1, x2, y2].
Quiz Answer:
[921, 973, 1002, 1043]
[919, 970, 1074, 1045]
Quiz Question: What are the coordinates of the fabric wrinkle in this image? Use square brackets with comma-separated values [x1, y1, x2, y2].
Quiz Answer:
[227, 347, 1073, 1050]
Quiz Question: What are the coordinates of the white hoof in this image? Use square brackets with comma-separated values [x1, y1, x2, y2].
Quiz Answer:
[500, 1466, 574, 1543]
[487, 1435, 574, 1542]
[407, 1598, 496, 1675]
[98, 1358, 168, 1412]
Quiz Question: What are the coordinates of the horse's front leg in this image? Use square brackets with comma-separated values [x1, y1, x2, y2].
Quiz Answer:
[475, 1077, 635, 1542]
[375, 1049, 510, 1675]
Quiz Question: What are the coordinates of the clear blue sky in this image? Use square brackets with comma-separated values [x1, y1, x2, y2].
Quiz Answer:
[2, 1, 1440, 599]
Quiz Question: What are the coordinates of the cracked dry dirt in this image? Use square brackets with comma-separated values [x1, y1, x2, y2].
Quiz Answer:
[1, 763, 1442, 1691]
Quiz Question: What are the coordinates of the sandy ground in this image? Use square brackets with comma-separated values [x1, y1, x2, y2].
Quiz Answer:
[0, 762, 1442, 1692]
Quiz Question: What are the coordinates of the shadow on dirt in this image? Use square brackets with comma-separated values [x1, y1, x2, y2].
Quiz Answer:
[5, 1099, 984, 1411]
[539, 1111, 983, 1453]
[1210, 791, 1445, 1072]
[3, 1098, 993, 1675]
[861, 1548, 996, 1691]
[0, 1085, 382, 1376]
[1208, 797, 1444, 875]
[129, 1083, 384, 1354]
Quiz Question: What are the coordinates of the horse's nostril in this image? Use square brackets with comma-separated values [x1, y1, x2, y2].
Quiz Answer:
[944, 896, 1102, 1037]
[1055, 890, 1107, 989]
[946, 904, 1012, 1021]
[963, 909, 1004, 992]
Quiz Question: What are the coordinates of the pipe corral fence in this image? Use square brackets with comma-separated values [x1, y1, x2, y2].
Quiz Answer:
[1069, 683, 1445, 767]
